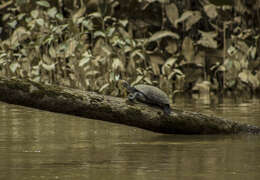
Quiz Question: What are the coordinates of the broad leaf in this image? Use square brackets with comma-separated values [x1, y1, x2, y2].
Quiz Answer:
[41, 62, 55, 71]
[49, 46, 56, 58]
[112, 57, 125, 72]
[36, 1, 50, 8]
[94, 31, 106, 39]
[86, 70, 100, 76]
[36, 18, 44, 26]
[56, 13, 64, 21]
[79, 57, 90, 67]
[197, 31, 218, 49]
[165, 40, 178, 54]
[10, 62, 20, 73]
[47, 7, 57, 18]
[31, 10, 39, 19]
[88, 12, 102, 18]
[204, 4, 218, 19]
[175, 11, 201, 31]
[182, 36, 194, 62]
[8, 20, 17, 29]
[147, 30, 179, 43]
[99, 83, 110, 93]
[162, 57, 177, 75]
[131, 75, 143, 86]
[79, 51, 92, 67]
[165, 3, 179, 26]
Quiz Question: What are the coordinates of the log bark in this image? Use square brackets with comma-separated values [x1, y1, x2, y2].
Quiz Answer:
[0, 76, 259, 134]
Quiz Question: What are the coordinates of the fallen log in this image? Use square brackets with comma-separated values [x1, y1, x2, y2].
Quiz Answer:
[0, 76, 259, 134]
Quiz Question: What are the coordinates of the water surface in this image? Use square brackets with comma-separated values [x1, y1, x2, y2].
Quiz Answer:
[0, 97, 260, 180]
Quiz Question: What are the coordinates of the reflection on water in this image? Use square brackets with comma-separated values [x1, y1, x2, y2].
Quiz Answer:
[0, 97, 260, 180]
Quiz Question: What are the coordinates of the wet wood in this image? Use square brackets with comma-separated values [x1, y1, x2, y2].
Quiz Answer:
[0, 76, 259, 134]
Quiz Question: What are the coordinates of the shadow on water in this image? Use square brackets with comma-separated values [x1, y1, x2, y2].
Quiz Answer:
[0, 97, 260, 180]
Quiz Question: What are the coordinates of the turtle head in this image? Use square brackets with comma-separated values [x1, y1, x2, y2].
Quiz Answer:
[121, 80, 130, 89]
[120, 80, 136, 93]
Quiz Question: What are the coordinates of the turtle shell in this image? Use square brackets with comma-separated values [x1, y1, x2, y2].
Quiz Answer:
[134, 84, 170, 106]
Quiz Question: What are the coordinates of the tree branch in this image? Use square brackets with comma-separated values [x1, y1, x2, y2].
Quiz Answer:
[0, 76, 259, 134]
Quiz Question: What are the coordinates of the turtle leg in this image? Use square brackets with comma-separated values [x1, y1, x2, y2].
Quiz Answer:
[163, 105, 171, 115]
[128, 92, 146, 103]
[135, 92, 146, 102]
[128, 92, 138, 101]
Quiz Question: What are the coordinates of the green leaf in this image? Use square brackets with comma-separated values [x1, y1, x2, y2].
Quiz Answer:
[197, 30, 218, 49]
[130, 49, 145, 60]
[0, 53, 7, 59]
[25, 17, 32, 23]
[144, 77, 152, 84]
[31, 65, 40, 76]
[0, 54, 7, 65]
[165, 39, 178, 54]
[111, 35, 125, 47]
[86, 70, 99, 76]
[162, 57, 177, 75]
[146, 30, 180, 43]
[82, 19, 94, 30]
[17, 13, 26, 20]
[168, 69, 184, 80]
[112, 57, 124, 71]
[76, 17, 85, 24]
[227, 46, 237, 56]
[94, 31, 106, 39]
[109, 72, 115, 81]
[165, 3, 179, 26]
[10, 62, 20, 73]
[115, 74, 120, 81]
[36, 1, 50, 8]
[107, 27, 115, 37]
[20, 48, 28, 56]
[248, 46, 257, 59]
[79, 51, 92, 67]
[31, 76, 41, 83]
[204, 4, 218, 19]
[31, 10, 39, 18]
[44, 34, 54, 45]
[175, 10, 201, 31]
[99, 83, 109, 93]
[52, 24, 68, 34]
[79, 57, 90, 67]
[119, 19, 128, 27]
[131, 75, 143, 86]
[47, 7, 57, 18]
[2, 13, 11, 21]
[182, 36, 194, 62]
[41, 62, 56, 71]
[0, 59, 6, 65]
[104, 16, 116, 22]
[88, 12, 102, 18]
[8, 20, 17, 29]
[124, 45, 132, 53]
[36, 18, 44, 26]
[13, 53, 22, 58]
[56, 13, 64, 21]
[49, 46, 56, 58]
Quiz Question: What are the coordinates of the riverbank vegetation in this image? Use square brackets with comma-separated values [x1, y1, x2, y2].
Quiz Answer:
[0, 0, 259, 99]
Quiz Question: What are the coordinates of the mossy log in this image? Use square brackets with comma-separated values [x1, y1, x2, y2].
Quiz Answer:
[0, 76, 259, 134]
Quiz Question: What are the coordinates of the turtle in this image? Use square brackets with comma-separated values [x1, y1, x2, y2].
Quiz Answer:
[121, 81, 171, 115]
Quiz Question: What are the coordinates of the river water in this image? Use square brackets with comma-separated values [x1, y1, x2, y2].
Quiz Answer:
[0, 96, 260, 180]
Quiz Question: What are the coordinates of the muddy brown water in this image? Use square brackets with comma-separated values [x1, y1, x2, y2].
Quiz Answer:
[1, 96, 260, 180]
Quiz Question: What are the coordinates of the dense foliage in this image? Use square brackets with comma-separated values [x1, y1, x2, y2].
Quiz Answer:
[0, 0, 259, 97]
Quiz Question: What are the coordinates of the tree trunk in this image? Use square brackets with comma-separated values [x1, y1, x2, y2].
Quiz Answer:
[0, 76, 259, 134]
